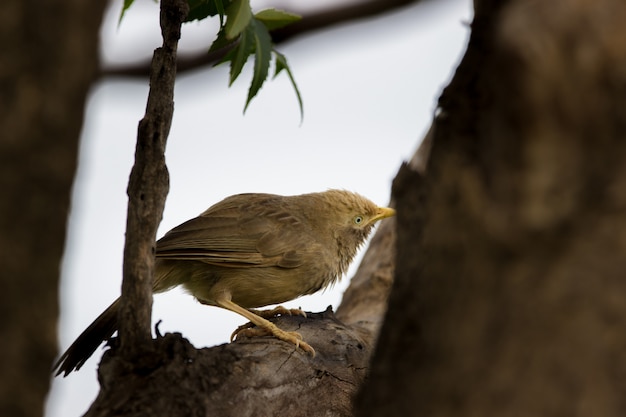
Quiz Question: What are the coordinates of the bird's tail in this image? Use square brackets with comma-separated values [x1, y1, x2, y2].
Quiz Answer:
[53, 298, 120, 377]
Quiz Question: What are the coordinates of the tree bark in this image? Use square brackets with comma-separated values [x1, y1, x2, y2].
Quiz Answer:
[0, 0, 106, 416]
[117, 0, 187, 367]
[357, 0, 626, 415]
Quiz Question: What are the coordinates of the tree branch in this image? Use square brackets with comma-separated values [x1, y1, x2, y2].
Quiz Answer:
[100, 0, 422, 78]
[118, 0, 188, 363]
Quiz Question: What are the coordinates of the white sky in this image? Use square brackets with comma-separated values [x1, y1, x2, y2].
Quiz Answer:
[46, 0, 472, 415]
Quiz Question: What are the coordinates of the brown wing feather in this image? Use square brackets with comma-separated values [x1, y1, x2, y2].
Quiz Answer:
[156, 194, 309, 268]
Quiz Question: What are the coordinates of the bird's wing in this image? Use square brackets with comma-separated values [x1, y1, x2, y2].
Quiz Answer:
[156, 195, 310, 268]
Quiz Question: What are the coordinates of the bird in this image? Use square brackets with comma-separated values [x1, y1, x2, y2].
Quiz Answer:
[53, 189, 395, 376]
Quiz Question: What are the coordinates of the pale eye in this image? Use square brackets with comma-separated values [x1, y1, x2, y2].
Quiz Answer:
[353, 215, 364, 225]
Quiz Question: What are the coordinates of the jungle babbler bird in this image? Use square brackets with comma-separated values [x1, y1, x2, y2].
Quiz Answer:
[54, 189, 395, 376]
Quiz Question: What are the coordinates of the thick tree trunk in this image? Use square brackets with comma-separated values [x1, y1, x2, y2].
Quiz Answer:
[357, 0, 626, 415]
[0, 1, 106, 416]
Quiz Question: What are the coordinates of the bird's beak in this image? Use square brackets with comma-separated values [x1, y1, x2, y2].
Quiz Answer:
[372, 206, 396, 222]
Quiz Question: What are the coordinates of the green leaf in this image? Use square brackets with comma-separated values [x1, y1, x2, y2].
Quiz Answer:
[244, 19, 272, 112]
[229, 23, 255, 85]
[274, 50, 303, 121]
[214, 0, 227, 26]
[254, 9, 301, 31]
[208, 27, 236, 53]
[186, 0, 230, 23]
[225, 0, 252, 39]
[118, 0, 135, 26]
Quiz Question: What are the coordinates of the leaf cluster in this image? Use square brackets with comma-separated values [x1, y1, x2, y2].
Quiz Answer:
[121, 0, 303, 118]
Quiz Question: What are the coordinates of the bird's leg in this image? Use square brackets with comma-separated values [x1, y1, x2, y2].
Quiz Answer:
[215, 298, 315, 356]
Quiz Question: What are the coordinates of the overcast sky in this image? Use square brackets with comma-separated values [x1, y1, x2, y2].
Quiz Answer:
[46, 0, 472, 415]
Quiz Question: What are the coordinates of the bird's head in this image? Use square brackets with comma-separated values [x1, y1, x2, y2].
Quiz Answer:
[323, 189, 394, 238]
[304, 190, 395, 275]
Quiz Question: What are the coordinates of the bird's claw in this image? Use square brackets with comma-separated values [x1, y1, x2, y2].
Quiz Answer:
[231, 323, 263, 342]
[231, 324, 315, 356]
[249, 306, 307, 319]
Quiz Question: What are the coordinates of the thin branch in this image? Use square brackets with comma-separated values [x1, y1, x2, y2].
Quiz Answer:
[100, 0, 421, 78]
[118, 0, 188, 361]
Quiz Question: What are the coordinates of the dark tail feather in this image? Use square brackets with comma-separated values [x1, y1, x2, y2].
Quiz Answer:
[53, 298, 120, 377]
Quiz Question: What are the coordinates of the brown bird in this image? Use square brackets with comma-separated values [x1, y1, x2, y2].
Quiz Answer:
[54, 189, 395, 376]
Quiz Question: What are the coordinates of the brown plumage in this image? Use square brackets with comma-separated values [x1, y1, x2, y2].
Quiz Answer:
[54, 190, 395, 376]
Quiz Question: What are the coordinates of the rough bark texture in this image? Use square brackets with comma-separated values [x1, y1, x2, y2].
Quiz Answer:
[0, 1, 106, 416]
[87, 310, 366, 417]
[357, 0, 626, 415]
[118, 0, 187, 363]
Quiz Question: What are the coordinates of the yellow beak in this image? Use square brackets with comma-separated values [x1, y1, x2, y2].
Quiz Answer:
[371, 206, 396, 222]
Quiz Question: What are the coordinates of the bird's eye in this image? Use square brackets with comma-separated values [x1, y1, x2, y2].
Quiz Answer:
[353, 216, 364, 225]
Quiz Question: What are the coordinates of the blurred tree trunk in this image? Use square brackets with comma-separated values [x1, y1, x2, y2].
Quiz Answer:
[356, 0, 626, 415]
[0, 1, 106, 416]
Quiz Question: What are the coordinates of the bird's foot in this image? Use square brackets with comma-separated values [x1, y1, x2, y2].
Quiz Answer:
[231, 323, 315, 356]
[230, 322, 256, 340]
[249, 305, 307, 319]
